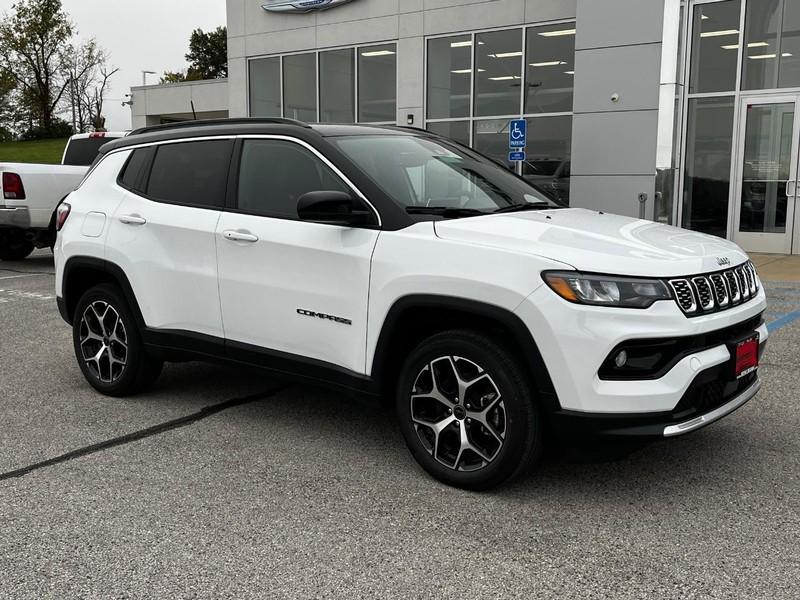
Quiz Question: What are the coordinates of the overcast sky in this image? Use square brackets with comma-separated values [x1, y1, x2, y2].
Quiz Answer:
[0, 0, 227, 131]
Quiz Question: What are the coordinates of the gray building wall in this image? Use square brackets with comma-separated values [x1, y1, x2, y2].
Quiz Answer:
[570, 0, 668, 219]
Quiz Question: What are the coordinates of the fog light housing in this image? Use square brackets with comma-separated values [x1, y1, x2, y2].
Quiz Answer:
[614, 350, 628, 368]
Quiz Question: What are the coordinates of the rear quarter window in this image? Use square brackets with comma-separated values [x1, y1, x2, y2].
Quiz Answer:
[118, 148, 154, 192]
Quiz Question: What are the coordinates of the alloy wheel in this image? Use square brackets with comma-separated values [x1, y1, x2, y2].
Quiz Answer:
[79, 300, 129, 383]
[410, 356, 507, 472]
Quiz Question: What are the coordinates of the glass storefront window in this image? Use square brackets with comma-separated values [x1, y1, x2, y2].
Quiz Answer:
[682, 97, 736, 238]
[743, 0, 800, 90]
[427, 36, 472, 119]
[525, 24, 575, 114]
[320, 48, 355, 123]
[359, 44, 397, 123]
[283, 53, 317, 122]
[782, 0, 800, 88]
[473, 119, 514, 168]
[249, 57, 281, 117]
[426, 121, 470, 146]
[522, 116, 572, 205]
[475, 29, 523, 117]
[688, 0, 741, 94]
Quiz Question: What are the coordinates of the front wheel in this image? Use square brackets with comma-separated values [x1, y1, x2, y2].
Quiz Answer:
[72, 284, 163, 397]
[395, 330, 542, 490]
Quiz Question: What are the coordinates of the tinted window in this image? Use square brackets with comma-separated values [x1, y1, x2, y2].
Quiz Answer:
[147, 140, 232, 208]
[63, 137, 112, 166]
[237, 139, 350, 219]
[119, 148, 152, 191]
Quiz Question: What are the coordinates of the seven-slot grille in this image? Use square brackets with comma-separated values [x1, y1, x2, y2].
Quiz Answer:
[669, 262, 760, 317]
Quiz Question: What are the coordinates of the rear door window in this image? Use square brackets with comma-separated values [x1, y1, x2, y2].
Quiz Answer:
[146, 139, 233, 208]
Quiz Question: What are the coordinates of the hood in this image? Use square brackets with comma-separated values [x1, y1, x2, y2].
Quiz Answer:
[433, 208, 747, 277]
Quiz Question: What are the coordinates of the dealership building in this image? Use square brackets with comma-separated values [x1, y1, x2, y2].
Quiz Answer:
[130, 0, 800, 255]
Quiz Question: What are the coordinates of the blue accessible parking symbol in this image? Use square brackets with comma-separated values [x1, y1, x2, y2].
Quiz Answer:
[509, 119, 527, 149]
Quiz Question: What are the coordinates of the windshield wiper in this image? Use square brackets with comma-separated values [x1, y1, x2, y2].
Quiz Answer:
[493, 202, 558, 214]
[406, 206, 488, 218]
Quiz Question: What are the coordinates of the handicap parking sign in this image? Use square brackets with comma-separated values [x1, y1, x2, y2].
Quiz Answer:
[509, 119, 527, 149]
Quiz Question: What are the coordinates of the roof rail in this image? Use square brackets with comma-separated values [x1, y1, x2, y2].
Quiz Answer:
[129, 117, 311, 136]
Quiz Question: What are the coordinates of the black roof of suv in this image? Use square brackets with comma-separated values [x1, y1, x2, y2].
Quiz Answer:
[103, 118, 415, 156]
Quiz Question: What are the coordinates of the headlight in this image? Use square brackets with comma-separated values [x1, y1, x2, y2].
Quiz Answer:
[543, 271, 672, 308]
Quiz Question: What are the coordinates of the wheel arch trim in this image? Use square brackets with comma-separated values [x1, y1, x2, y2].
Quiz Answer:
[370, 294, 560, 411]
[61, 256, 145, 328]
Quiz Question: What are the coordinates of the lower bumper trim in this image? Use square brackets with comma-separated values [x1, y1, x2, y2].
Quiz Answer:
[662, 377, 761, 437]
[0, 206, 32, 228]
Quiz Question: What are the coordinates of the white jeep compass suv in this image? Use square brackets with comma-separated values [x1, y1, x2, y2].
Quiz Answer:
[54, 119, 768, 490]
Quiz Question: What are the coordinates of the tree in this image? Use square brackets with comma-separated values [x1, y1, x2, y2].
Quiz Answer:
[64, 40, 119, 132]
[0, 0, 73, 136]
[162, 26, 227, 83]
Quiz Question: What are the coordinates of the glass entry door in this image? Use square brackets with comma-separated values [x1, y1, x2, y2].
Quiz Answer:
[733, 96, 800, 254]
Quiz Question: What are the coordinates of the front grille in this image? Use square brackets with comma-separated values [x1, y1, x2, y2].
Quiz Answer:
[724, 270, 741, 303]
[668, 261, 760, 317]
[692, 277, 715, 311]
[669, 280, 696, 313]
[709, 274, 729, 308]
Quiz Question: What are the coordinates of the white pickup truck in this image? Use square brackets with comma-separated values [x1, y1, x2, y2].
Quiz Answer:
[0, 132, 126, 260]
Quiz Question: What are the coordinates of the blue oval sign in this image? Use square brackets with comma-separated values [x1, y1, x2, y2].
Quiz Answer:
[262, 0, 357, 12]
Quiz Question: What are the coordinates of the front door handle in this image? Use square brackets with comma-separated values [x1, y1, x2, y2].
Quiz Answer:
[223, 230, 259, 243]
[119, 214, 146, 225]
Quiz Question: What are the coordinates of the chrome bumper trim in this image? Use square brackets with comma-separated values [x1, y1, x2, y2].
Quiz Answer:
[663, 377, 761, 437]
[0, 206, 32, 228]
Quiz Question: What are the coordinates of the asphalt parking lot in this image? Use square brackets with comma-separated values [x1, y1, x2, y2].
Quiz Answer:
[1, 251, 799, 599]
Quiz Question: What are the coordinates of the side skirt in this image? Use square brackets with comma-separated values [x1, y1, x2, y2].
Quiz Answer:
[142, 328, 380, 398]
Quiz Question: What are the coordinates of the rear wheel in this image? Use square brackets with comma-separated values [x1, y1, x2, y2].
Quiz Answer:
[73, 284, 163, 396]
[395, 330, 542, 490]
[0, 230, 34, 261]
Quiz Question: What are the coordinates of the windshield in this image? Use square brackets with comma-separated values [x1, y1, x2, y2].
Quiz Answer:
[331, 135, 559, 214]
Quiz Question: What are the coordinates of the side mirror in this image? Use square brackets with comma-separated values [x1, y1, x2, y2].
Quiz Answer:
[297, 190, 374, 226]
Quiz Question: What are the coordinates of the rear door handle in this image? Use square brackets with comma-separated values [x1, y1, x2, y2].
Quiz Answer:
[787, 180, 797, 198]
[119, 214, 146, 225]
[223, 230, 259, 243]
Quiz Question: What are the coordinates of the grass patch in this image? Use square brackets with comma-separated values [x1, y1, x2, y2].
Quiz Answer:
[0, 138, 67, 164]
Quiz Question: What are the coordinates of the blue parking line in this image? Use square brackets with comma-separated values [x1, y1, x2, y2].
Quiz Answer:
[768, 309, 800, 332]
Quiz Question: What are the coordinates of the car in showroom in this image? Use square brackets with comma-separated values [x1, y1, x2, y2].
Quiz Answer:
[53, 118, 768, 490]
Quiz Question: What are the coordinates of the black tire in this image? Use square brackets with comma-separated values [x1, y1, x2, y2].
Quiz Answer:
[0, 231, 34, 261]
[72, 283, 163, 397]
[395, 330, 542, 490]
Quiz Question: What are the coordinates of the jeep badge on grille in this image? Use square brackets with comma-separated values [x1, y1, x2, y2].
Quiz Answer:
[717, 257, 731, 267]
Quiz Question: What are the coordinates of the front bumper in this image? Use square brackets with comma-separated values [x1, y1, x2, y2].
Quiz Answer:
[549, 370, 762, 439]
[516, 283, 768, 414]
[0, 206, 31, 228]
